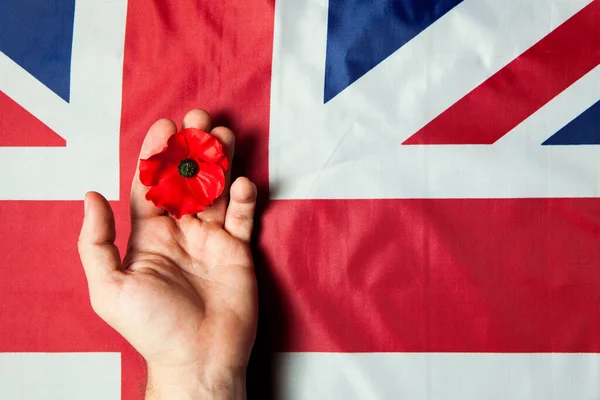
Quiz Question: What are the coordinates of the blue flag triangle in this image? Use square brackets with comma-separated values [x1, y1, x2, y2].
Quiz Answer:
[543, 99, 600, 145]
[0, 0, 75, 102]
[324, 0, 463, 103]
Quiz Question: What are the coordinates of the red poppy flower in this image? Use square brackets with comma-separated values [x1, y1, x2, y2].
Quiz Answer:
[139, 128, 229, 219]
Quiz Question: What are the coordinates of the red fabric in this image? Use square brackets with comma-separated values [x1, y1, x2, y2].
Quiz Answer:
[0, 91, 66, 147]
[404, 0, 600, 145]
[262, 199, 600, 352]
[140, 128, 228, 218]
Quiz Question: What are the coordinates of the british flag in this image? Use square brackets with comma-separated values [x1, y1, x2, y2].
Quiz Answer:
[1, 0, 599, 399]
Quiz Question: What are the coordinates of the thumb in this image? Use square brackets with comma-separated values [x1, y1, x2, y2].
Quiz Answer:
[78, 192, 122, 291]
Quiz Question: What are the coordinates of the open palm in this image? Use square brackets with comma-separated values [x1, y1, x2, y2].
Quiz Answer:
[78, 110, 258, 389]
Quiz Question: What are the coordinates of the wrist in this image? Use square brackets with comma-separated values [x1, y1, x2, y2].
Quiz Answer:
[146, 362, 246, 400]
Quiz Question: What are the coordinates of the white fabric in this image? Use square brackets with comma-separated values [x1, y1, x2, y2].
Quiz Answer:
[269, 0, 600, 199]
[0, 353, 120, 400]
[275, 352, 600, 400]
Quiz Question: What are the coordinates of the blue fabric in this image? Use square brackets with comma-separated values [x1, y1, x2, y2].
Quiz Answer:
[543, 99, 600, 145]
[324, 0, 463, 103]
[0, 0, 75, 102]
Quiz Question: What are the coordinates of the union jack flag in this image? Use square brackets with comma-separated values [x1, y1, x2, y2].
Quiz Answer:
[1, 0, 599, 399]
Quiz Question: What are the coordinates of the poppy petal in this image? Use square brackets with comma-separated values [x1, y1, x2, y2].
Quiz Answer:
[180, 185, 210, 215]
[139, 131, 189, 186]
[187, 162, 226, 204]
[182, 128, 228, 168]
[139, 152, 176, 186]
[164, 132, 189, 160]
[145, 169, 186, 218]
[216, 153, 229, 171]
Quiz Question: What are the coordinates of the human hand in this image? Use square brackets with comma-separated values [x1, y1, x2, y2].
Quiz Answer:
[78, 109, 258, 400]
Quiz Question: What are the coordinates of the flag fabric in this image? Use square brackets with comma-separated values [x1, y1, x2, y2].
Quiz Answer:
[1, 0, 599, 399]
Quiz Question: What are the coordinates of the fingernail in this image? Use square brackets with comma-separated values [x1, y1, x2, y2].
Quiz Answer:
[84, 194, 89, 216]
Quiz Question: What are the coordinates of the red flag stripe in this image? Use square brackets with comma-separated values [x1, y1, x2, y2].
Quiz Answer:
[0, 91, 66, 147]
[403, 0, 600, 145]
[261, 198, 600, 352]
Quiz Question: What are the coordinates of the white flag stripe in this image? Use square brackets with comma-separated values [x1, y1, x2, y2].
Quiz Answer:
[270, 0, 599, 200]
[0, 353, 120, 400]
[275, 352, 600, 400]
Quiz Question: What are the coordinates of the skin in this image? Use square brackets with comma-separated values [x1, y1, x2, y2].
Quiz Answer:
[78, 109, 258, 399]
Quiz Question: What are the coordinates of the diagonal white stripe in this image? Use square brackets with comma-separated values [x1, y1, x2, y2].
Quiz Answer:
[0, 0, 126, 200]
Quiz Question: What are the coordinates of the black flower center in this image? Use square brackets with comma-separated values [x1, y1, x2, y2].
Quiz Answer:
[178, 159, 199, 178]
